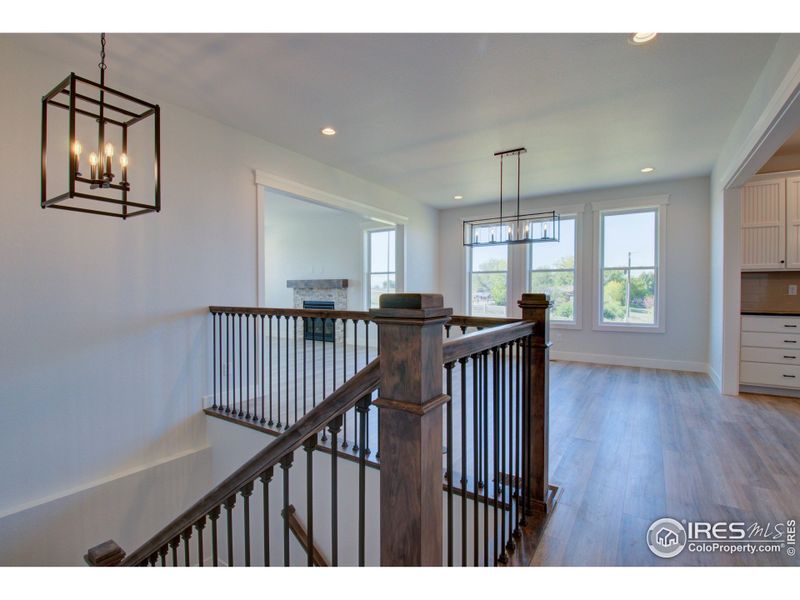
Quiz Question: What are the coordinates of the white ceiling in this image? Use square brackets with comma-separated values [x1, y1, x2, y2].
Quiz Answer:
[15, 33, 778, 208]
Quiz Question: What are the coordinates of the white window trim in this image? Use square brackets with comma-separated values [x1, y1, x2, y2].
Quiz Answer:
[592, 195, 669, 333]
[526, 206, 585, 330]
[365, 225, 398, 309]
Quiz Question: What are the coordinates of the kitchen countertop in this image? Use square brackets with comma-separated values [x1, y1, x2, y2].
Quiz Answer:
[741, 311, 800, 316]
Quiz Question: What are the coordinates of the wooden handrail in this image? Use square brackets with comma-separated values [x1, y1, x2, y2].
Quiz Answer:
[282, 505, 329, 567]
[447, 315, 520, 329]
[442, 321, 535, 364]
[120, 358, 381, 566]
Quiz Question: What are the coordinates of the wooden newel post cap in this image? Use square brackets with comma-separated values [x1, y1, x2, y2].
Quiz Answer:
[519, 293, 552, 310]
[369, 293, 452, 321]
[85, 539, 126, 566]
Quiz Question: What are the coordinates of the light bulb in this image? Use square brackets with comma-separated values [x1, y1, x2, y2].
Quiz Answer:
[104, 143, 114, 158]
[73, 140, 82, 156]
[119, 154, 129, 168]
[88, 152, 98, 166]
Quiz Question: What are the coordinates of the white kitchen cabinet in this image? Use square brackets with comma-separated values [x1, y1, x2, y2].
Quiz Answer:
[786, 176, 800, 269]
[741, 177, 785, 270]
[740, 315, 800, 390]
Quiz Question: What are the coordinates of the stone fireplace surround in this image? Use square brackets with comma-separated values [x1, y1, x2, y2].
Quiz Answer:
[287, 279, 348, 343]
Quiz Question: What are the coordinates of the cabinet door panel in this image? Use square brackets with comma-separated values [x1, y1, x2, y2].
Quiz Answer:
[741, 178, 786, 270]
[787, 177, 800, 269]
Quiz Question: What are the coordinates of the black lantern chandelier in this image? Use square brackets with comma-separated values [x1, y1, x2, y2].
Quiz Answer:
[41, 33, 161, 218]
[463, 147, 559, 246]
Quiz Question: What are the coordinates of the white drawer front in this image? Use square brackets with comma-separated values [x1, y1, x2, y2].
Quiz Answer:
[741, 315, 800, 333]
[741, 331, 800, 349]
[740, 361, 800, 388]
[740, 346, 800, 365]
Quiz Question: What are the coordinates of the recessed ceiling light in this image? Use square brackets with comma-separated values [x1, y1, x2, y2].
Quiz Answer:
[453, 195, 464, 200]
[640, 166, 655, 173]
[320, 127, 336, 136]
[629, 32, 658, 45]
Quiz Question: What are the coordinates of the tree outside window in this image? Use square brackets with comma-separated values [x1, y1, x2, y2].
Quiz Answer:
[470, 242, 508, 317]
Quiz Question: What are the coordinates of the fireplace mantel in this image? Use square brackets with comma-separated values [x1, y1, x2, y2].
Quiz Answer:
[286, 279, 349, 289]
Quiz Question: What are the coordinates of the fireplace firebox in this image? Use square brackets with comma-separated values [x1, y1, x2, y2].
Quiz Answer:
[303, 300, 335, 342]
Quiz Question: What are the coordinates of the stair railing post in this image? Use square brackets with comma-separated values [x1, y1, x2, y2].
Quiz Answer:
[370, 293, 452, 566]
[518, 292, 554, 515]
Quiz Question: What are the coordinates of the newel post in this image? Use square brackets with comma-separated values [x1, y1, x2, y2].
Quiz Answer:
[519, 293, 554, 514]
[370, 293, 452, 566]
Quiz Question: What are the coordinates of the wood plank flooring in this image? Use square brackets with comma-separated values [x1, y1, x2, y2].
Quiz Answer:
[529, 361, 800, 566]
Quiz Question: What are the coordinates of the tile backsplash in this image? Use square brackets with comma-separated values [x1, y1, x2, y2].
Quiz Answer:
[741, 271, 800, 312]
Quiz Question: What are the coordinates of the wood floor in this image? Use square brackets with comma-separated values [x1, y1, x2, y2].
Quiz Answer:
[530, 361, 800, 566]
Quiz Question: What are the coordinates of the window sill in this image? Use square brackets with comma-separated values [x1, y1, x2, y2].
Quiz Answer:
[551, 320, 581, 330]
[592, 323, 665, 334]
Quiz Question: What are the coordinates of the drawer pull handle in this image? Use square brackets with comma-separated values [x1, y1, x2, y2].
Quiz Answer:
[784, 356, 797, 359]
[784, 340, 797, 343]
[783, 374, 796, 378]
[785, 324, 798, 328]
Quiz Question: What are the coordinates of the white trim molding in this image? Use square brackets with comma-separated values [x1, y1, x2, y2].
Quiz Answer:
[592, 195, 669, 334]
[551, 350, 708, 374]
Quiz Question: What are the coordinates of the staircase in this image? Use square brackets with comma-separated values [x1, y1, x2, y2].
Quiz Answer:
[86, 293, 558, 567]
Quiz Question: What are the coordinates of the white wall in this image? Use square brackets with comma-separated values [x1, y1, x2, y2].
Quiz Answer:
[709, 34, 800, 392]
[438, 176, 711, 371]
[0, 35, 437, 564]
[263, 190, 369, 310]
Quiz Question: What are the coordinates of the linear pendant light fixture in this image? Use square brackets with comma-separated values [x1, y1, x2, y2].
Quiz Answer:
[41, 33, 161, 219]
[463, 147, 559, 247]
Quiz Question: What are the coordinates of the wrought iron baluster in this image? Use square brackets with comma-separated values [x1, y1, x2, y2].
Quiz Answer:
[356, 395, 370, 566]
[280, 453, 293, 566]
[482, 349, 489, 566]
[209, 507, 220, 566]
[459, 356, 468, 567]
[159, 545, 167, 567]
[212, 313, 217, 410]
[304, 434, 317, 566]
[195, 516, 206, 567]
[303, 316, 308, 416]
[224, 495, 236, 566]
[445, 361, 454, 567]
[312, 318, 317, 409]
[180, 527, 190, 567]
[328, 416, 342, 566]
[285, 316, 290, 429]
[293, 316, 298, 425]
[245, 315, 250, 419]
[260, 468, 273, 566]
[472, 352, 480, 566]
[276, 316, 282, 429]
[226, 314, 231, 413]
[499, 344, 508, 564]
[492, 347, 500, 565]
[252, 314, 258, 421]
[238, 314, 243, 417]
[260, 316, 266, 424]
[241, 482, 253, 566]
[268, 315, 274, 426]
[170, 536, 179, 567]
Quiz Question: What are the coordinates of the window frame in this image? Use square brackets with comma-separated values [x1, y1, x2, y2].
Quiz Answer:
[365, 226, 397, 309]
[592, 195, 668, 333]
[526, 210, 583, 329]
[467, 228, 511, 317]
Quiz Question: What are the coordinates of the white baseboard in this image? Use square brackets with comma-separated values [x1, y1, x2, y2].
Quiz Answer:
[550, 350, 709, 374]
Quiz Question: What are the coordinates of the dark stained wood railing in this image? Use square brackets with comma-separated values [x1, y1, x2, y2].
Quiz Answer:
[87, 293, 555, 567]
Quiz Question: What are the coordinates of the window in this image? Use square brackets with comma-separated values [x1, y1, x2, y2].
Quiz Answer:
[367, 228, 396, 308]
[469, 235, 509, 317]
[529, 216, 578, 325]
[594, 197, 667, 331]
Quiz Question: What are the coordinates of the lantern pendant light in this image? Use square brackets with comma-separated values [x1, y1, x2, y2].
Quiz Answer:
[41, 33, 161, 218]
[463, 147, 559, 246]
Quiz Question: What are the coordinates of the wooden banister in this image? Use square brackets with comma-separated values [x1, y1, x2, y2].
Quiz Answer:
[447, 315, 520, 329]
[209, 306, 373, 322]
[443, 321, 535, 364]
[282, 505, 329, 567]
[118, 358, 380, 566]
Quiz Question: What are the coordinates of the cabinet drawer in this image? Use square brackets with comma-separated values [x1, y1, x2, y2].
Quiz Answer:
[740, 346, 800, 365]
[740, 331, 800, 349]
[740, 361, 800, 388]
[741, 315, 800, 333]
